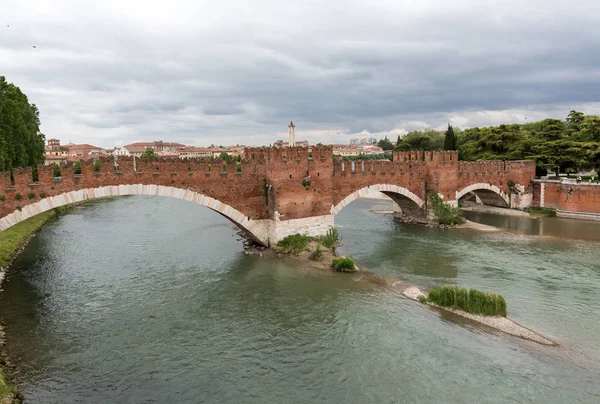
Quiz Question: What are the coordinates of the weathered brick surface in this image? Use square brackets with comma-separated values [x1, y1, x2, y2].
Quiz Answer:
[0, 156, 268, 222]
[1, 147, 538, 231]
[538, 182, 600, 213]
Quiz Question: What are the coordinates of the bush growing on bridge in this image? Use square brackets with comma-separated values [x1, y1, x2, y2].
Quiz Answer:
[277, 234, 311, 255]
[331, 257, 356, 272]
[0, 195, 5, 201]
[93, 159, 101, 172]
[428, 192, 464, 225]
[27, 192, 35, 200]
[73, 161, 82, 175]
[425, 285, 507, 317]
[14, 193, 21, 201]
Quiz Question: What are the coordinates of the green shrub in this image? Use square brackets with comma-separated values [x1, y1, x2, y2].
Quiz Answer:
[331, 257, 356, 272]
[53, 163, 61, 177]
[277, 234, 311, 255]
[301, 178, 311, 188]
[321, 226, 341, 249]
[93, 159, 101, 172]
[16, 205, 22, 211]
[73, 161, 82, 174]
[527, 207, 557, 217]
[0, 195, 5, 201]
[27, 192, 35, 200]
[39, 192, 46, 199]
[424, 285, 507, 317]
[236, 162, 242, 172]
[15, 193, 22, 201]
[308, 245, 323, 261]
[429, 192, 464, 225]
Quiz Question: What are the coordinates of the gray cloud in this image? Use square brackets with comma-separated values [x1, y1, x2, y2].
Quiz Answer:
[2, 0, 599, 147]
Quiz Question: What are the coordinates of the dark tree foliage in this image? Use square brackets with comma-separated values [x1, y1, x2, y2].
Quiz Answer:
[443, 123, 456, 150]
[393, 130, 445, 151]
[377, 136, 394, 151]
[395, 111, 600, 174]
[140, 147, 158, 159]
[0, 76, 46, 171]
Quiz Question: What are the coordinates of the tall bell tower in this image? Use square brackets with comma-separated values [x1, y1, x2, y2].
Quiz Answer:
[288, 121, 295, 147]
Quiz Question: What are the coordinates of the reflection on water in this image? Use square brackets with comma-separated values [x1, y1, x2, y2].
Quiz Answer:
[1, 196, 600, 403]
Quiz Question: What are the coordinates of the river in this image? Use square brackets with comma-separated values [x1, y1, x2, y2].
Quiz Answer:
[1, 196, 600, 403]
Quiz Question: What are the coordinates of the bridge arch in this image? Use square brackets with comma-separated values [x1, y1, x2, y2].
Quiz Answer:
[456, 183, 510, 207]
[331, 184, 425, 218]
[0, 185, 270, 245]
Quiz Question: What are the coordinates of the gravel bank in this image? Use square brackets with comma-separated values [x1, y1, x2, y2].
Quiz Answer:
[402, 287, 557, 346]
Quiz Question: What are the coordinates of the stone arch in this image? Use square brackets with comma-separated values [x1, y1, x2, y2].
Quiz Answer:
[331, 184, 425, 218]
[0, 185, 270, 245]
[456, 183, 510, 207]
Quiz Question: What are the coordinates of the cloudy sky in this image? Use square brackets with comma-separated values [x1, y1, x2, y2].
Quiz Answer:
[2, 0, 599, 147]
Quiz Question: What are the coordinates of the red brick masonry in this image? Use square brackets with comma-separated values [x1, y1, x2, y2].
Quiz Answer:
[1, 147, 536, 226]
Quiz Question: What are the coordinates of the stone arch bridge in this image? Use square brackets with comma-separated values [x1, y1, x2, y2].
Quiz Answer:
[0, 147, 535, 246]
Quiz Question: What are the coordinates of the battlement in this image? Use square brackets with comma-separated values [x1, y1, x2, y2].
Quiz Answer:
[393, 150, 458, 163]
[244, 145, 333, 162]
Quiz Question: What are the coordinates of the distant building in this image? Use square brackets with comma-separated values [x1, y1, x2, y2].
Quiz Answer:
[123, 141, 186, 157]
[178, 146, 213, 159]
[273, 121, 308, 148]
[113, 147, 131, 156]
[45, 138, 106, 165]
[274, 140, 309, 148]
[333, 144, 384, 157]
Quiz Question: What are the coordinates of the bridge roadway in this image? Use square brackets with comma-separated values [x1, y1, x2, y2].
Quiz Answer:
[0, 147, 535, 246]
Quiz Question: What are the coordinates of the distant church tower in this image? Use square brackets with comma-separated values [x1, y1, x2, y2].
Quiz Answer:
[288, 121, 295, 147]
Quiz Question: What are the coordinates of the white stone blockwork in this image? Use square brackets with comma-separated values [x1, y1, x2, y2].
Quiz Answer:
[269, 214, 334, 245]
[0, 185, 271, 245]
[331, 184, 424, 215]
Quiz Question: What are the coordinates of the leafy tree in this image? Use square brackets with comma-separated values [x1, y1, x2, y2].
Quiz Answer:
[378, 136, 394, 151]
[443, 124, 456, 150]
[93, 159, 100, 172]
[218, 151, 232, 161]
[394, 130, 444, 151]
[566, 110, 585, 132]
[140, 147, 158, 159]
[0, 76, 46, 172]
[73, 161, 82, 174]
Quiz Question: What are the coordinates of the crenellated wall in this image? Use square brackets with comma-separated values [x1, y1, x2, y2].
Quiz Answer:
[0, 148, 538, 244]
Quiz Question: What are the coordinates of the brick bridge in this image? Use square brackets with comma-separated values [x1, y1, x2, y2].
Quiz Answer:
[0, 147, 535, 246]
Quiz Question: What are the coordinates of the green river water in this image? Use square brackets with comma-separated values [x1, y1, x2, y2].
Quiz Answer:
[1, 196, 599, 403]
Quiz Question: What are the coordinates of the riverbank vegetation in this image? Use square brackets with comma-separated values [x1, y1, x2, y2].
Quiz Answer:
[526, 207, 557, 217]
[276, 234, 312, 255]
[275, 228, 357, 272]
[0, 207, 70, 403]
[428, 192, 464, 225]
[0, 209, 66, 268]
[0, 366, 19, 404]
[331, 257, 356, 272]
[394, 110, 600, 175]
[420, 285, 507, 317]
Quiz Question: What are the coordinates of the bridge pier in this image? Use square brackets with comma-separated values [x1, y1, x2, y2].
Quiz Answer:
[267, 213, 333, 247]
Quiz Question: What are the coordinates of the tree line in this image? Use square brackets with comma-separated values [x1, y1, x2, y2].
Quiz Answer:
[392, 111, 600, 175]
[0, 76, 46, 173]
